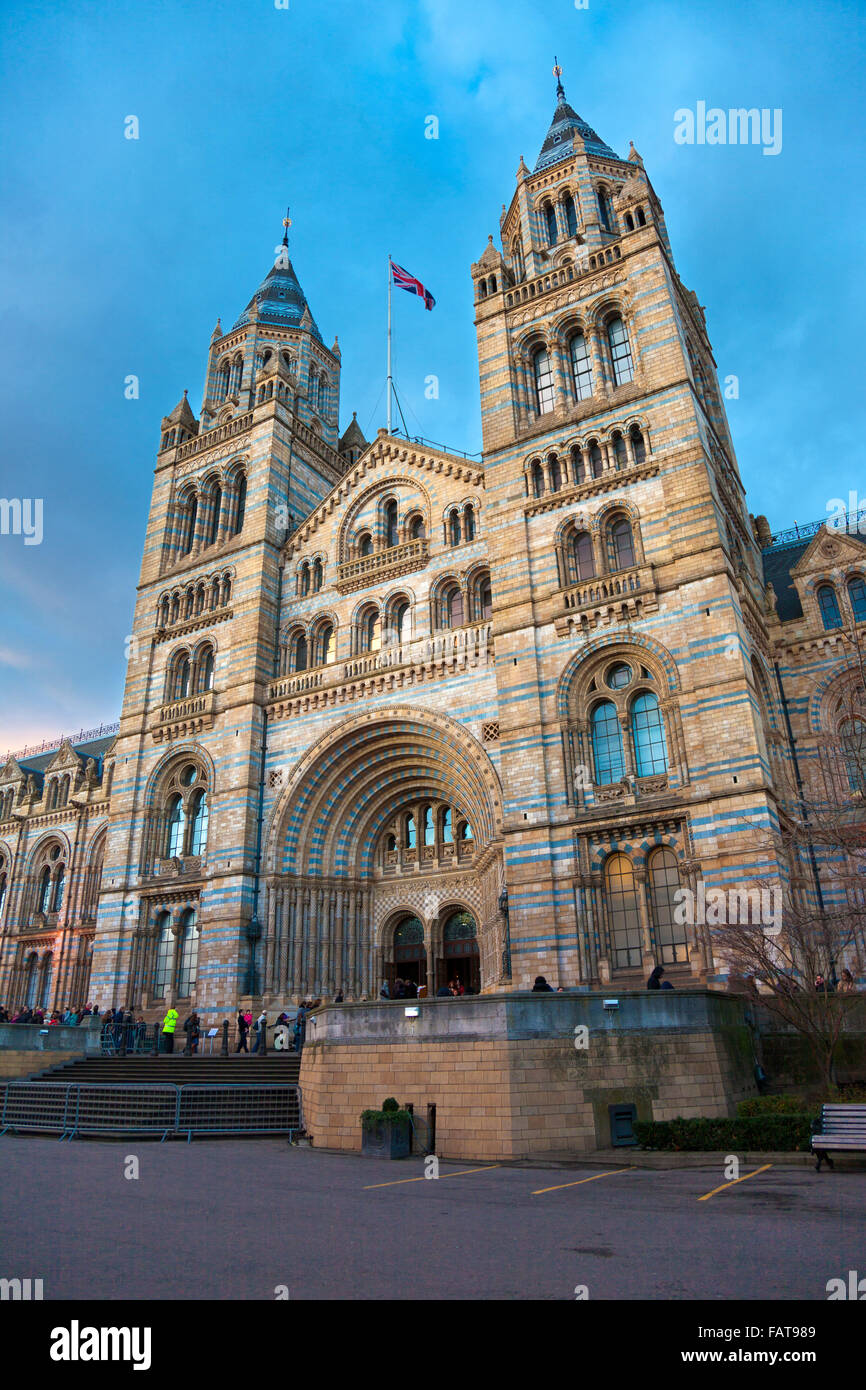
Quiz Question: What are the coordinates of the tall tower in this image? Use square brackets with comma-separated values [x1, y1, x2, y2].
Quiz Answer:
[95, 222, 347, 1012]
[472, 70, 782, 987]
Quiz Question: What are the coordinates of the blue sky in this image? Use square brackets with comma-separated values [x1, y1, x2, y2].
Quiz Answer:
[1, 0, 863, 751]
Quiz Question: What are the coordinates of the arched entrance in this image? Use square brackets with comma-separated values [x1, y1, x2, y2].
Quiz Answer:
[388, 915, 427, 990]
[438, 910, 480, 994]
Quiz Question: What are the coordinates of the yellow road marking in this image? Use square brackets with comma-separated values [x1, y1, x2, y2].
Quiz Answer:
[532, 1166, 636, 1195]
[698, 1163, 773, 1201]
[363, 1164, 501, 1190]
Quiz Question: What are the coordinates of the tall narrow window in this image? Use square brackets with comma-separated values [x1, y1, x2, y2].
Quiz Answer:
[394, 602, 410, 644]
[608, 519, 636, 571]
[548, 456, 562, 493]
[423, 805, 435, 846]
[531, 461, 544, 498]
[300, 564, 310, 596]
[571, 446, 585, 484]
[358, 532, 373, 557]
[405, 814, 416, 849]
[563, 193, 577, 237]
[611, 431, 628, 470]
[154, 912, 173, 997]
[631, 692, 668, 777]
[52, 866, 65, 913]
[630, 425, 646, 464]
[444, 586, 464, 629]
[294, 634, 308, 672]
[173, 655, 190, 702]
[605, 853, 642, 969]
[588, 440, 603, 478]
[463, 505, 476, 541]
[320, 624, 335, 665]
[818, 585, 842, 630]
[233, 476, 247, 535]
[849, 577, 866, 623]
[364, 611, 381, 652]
[570, 332, 593, 401]
[597, 189, 611, 231]
[571, 531, 595, 582]
[448, 511, 461, 546]
[207, 486, 222, 545]
[591, 701, 625, 784]
[0, 872, 6, 918]
[166, 794, 185, 857]
[189, 789, 209, 855]
[534, 348, 554, 414]
[37, 866, 52, 914]
[182, 496, 197, 555]
[479, 579, 493, 620]
[313, 559, 323, 591]
[198, 648, 214, 693]
[408, 514, 425, 540]
[442, 807, 453, 843]
[176, 909, 199, 997]
[607, 315, 634, 385]
[840, 718, 866, 795]
[385, 499, 399, 548]
[544, 202, 557, 245]
[648, 848, 688, 964]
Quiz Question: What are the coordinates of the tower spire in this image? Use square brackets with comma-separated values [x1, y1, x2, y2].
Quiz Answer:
[282, 205, 292, 248]
[552, 56, 565, 102]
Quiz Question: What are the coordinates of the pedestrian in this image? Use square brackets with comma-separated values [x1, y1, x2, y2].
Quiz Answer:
[236, 1009, 250, 1053]
[839, 968, 856, 993]
[161, 1005, 179, 1053]
[183, 1011, 201, 1054]
[647, 965, 664, 990]
[294, 1003, 307, 1053]
[251, 1009, 267, 1053]
[531, 975, 553, 992]
[334, 989, 344, 1003]
[436, 984, 452, 997]
[379, 981, 391, 999]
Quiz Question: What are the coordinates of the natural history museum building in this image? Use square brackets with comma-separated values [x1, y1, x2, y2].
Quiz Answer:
[1, 81, 864, 1017]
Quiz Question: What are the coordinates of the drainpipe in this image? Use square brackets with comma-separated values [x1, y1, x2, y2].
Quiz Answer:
[774, 660, 824, 911]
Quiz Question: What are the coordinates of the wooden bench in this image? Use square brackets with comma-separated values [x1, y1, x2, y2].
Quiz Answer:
[811, 1104, 866, 1171]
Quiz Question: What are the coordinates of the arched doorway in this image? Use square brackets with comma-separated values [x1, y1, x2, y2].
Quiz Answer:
[438, 910, 480, 994]
[388, 915, 427, 990]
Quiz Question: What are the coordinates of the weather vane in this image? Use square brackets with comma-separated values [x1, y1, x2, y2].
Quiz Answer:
[553, 57, 565, 99]
[282, 205, 292, 246]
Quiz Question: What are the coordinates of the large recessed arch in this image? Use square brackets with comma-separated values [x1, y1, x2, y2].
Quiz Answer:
[265, 706, 503, 879]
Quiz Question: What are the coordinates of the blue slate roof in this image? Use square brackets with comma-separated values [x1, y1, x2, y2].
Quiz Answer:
[534, 96, 620, 172]
[232, 257, 323, 341]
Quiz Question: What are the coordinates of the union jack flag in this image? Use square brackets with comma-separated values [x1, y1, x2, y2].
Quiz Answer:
[390, 259, 435, 310]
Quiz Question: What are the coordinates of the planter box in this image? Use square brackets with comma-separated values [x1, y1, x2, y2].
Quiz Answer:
[361, 1116, 411, 1159]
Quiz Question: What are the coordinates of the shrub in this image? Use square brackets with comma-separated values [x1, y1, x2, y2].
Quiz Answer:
[634, 1114, 814, 1152]
[382, 1097, 400, 1113]
[737, 1094, 817, 1118]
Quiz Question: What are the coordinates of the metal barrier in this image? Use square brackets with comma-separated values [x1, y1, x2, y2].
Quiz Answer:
[0, 1080, 303, 1142]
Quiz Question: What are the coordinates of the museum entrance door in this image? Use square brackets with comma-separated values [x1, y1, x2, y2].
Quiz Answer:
[387, 915, 427, 992]
[436, 910, 480, 994]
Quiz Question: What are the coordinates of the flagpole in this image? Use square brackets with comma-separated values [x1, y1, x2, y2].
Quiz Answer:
[387, 254, 392, 435]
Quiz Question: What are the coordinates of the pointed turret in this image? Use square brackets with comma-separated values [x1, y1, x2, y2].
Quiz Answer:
[534, 72, 619, 171]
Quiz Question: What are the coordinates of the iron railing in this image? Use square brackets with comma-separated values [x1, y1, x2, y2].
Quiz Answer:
[0, 1080, 303, 1142]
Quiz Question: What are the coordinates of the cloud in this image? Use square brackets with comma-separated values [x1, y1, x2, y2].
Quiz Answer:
[0, 645, 34, 671]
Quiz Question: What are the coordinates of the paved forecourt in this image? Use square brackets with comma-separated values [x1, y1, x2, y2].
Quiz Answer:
[0, 1140, 862, 1300]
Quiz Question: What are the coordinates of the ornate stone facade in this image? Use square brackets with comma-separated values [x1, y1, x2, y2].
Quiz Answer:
[1, 83, 863, 1016]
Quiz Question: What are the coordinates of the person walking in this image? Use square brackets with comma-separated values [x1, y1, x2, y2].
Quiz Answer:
[161, 1006, 179, 1054]
[647, 965, 665, 990]
[251, 1009, 267, 1054]
[183, 1011, 201, 1054]
[236, 1008, 250, 1053]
